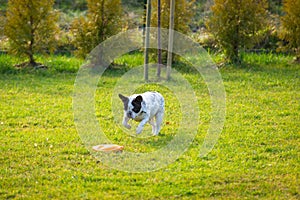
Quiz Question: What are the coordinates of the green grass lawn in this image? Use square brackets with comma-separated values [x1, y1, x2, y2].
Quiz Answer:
[0, 53, 299, 199]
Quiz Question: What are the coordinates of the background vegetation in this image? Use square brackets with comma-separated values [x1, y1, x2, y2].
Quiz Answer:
[4, 0, 59, 67]
[71, 0, 123, 58]
[279, 0, 300, 61]
[207, 0, 269, 63]
[0, 0, 299, 64]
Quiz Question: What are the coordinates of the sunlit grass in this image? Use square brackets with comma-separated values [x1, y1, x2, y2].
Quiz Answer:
[0, 53, 299, 199]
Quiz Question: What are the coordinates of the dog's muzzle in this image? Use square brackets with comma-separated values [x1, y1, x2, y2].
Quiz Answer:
[127, 111, 133, 119]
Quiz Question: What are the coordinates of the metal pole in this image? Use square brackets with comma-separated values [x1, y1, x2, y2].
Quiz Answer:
[157, 0, 162, 78]
[144, 0, 151, 81]
[166, 0, 175, 80]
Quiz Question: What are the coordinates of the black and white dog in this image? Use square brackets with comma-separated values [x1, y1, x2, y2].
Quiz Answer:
[119, 92, 164, 135]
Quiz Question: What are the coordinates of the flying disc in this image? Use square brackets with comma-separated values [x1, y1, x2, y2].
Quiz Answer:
[92, 144, 124, 152]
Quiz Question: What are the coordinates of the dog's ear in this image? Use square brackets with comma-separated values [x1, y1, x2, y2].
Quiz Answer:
[134, 95, 143, 103]
[119, 94, 129, 110]
[119, 94, 128, 102]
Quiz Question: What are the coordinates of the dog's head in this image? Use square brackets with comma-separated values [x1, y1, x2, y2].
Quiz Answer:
[119, 94, 143, 119]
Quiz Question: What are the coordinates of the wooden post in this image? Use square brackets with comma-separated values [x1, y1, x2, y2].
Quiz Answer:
[142, 0, 147, 46]
[144, 0, 151, 81]
[166, 0, 175, 80]
[157, 0, 162, 78]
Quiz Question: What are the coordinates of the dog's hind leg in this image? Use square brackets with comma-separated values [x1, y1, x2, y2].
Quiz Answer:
[154, 111, 164, 135]
[149, 118, 156, 135]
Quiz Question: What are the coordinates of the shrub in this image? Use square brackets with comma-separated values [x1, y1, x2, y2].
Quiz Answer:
[207, 0, 269, 64]
[150, 0, 195, 34]
[4, 0, 59, 67]
[71, 0, 123, 58]
[279, 0, 300, 61]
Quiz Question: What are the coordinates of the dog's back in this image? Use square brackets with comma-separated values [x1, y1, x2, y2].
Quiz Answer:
[141, 92, 164, 118]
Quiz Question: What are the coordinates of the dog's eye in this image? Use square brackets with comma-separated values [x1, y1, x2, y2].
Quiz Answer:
[132, 107, 140, 113]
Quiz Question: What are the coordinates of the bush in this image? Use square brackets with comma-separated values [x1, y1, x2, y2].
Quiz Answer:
[4, 0, 59, 66]
[150, 0, 195, 34]
[71, 0, 123, 58]
[279, 0, 300, 61]
[207, 0, 269, 64]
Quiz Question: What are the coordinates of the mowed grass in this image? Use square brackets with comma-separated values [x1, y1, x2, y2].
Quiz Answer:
[0, 53, 299, 199]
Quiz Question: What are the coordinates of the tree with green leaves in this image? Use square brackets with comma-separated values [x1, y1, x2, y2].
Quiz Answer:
[207, 0, 269, 64]
[0, 15, 5, 38]
[148, 0, 194, 68]
[4, 0, 59, 67]
[71, 0, 122, 58]
[279, 0, 300, 62]
[151, 0, 195, 34]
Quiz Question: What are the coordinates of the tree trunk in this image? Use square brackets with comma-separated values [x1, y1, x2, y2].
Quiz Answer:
[295, 49, 300, 63]
[100, 0, 105, 42]
[29, 15, 36, 66]
[29, 53, 36, 66]
[232, 0, 241, 64]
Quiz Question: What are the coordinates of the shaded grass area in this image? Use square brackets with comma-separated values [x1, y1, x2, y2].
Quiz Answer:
[0, 53, 299, 199]
[0, 54, 84, 74]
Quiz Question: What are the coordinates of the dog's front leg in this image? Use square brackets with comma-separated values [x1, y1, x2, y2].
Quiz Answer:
[136, 116, 150, 134]
[122, 115, 131, 129]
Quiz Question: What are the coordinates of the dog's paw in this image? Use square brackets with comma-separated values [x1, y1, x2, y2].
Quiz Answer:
[123, 123, 131, 129]
[152, 130, 160, 136]
[152, 125, 161, 136]
[136, 126, 143, 134]
[151, 126, 156, 135]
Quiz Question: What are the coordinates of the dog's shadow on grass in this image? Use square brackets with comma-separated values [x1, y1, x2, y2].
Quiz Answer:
[138, 132, 176, 151]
